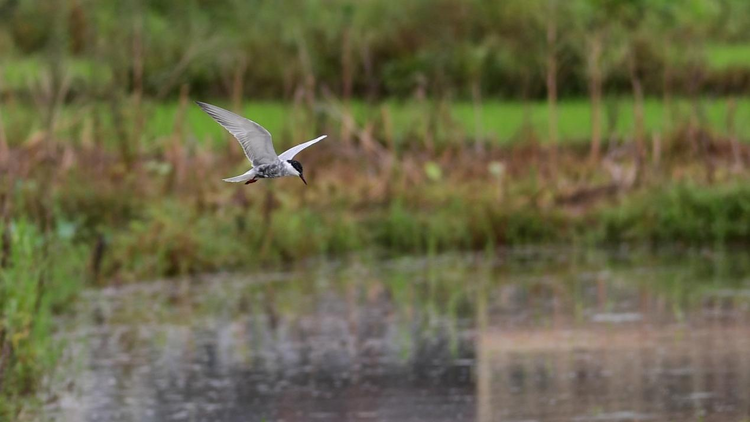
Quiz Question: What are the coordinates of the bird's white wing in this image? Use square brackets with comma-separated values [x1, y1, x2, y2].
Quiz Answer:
[195, 101, 278, 166]
[278, 135, 327, 161]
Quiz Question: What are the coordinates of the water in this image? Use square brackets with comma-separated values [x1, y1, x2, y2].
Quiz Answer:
[46, 249, 750, 422]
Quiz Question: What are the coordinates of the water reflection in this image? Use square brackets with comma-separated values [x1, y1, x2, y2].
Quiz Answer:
[49, 249, 750, 422]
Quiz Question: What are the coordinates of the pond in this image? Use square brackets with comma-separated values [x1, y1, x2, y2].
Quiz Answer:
[44, 248, 750, 422]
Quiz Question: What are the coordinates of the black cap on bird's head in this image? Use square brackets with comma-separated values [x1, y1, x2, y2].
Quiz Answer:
[288, 160, 306, 185]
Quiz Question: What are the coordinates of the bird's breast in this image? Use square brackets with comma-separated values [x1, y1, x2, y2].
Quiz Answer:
[254, 162, 286, 179]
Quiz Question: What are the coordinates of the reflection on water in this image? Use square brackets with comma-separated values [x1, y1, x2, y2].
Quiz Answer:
[47, 249, 750, 422]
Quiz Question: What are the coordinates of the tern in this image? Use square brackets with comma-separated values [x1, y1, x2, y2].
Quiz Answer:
[195, 101, 327, 185]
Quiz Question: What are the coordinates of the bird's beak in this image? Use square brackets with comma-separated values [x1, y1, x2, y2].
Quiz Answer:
[299, 174, 307, 185]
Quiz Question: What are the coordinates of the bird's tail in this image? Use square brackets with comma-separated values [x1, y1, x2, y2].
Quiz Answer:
[223, 170, 255, 183]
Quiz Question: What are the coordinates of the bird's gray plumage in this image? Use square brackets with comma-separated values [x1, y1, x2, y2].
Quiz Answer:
[195, 101, 278, 166]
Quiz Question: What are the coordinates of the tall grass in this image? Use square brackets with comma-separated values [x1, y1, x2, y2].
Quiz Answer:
[3, 87, 750, 282]
[0, 220, 86, 419]
[598, 182, 750, 243]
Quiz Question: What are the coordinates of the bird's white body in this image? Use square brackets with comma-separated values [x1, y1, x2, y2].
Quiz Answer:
[195, 101, 326, 184]
[223, 160, 301, 183]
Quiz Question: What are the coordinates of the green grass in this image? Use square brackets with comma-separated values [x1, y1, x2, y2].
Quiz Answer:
[453, 97, 750, 143]
[0, 56, 113, 92]
[706, 43, 750, 71]
[4, 96, 750, 149]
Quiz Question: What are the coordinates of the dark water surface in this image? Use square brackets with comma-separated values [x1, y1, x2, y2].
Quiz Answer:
[46, 249, 750, 422]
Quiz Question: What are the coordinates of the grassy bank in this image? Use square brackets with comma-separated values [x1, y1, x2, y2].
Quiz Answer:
[4, 123, 750, 281]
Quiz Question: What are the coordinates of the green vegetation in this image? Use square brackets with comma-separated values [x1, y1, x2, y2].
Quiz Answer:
[600, 182, 750, 243]
[4, 97, 750, 149]
[0, 57, 113, 93]
[5, 129, 749, 282]
[2, 0, 750, 100]
[706, 44, 750, 70]
[0, 220, 85, 419]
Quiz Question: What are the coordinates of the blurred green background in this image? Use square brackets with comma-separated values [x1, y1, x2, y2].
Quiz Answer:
[3, 0, 750, 417]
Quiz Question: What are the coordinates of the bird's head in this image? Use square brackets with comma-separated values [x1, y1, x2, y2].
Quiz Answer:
[287, 160, 306, 185]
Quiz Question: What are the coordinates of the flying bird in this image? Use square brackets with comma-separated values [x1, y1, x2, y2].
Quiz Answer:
[195, 101, 327, 185]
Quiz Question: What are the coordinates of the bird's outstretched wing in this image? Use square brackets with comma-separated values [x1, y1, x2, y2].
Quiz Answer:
[195, 101, 278, 166]
[279, 135, 327, 161]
